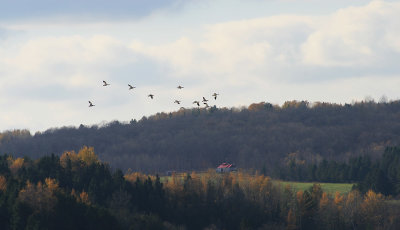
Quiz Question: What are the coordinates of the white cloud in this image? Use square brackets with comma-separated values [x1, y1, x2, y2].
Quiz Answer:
[0, 34, 138, 93]
[1, 0, 399, 132]
[301, 0, 400, 66]
[130, 0, 400, 81]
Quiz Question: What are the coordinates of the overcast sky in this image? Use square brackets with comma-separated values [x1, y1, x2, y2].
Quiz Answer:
[0, 0, 399, 132]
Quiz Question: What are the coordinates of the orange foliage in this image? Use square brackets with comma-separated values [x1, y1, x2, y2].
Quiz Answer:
[360, 190, 386, 226]
[319, 192, 329, 209]
[79, 191, 91, 205]
[296, 191, 304, 203]
[0, 175, 6, 192]
[334, 191, 344, 211]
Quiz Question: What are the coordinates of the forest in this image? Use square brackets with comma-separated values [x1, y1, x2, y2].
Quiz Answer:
[1, 100, 400, 175]
[278, 146, 400, 196]
[1, 146, 400, 230]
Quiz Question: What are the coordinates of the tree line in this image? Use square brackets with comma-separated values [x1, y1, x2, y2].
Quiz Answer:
[1, 100, 400, 174]
[1, 147, 400, 229]
[275, 146, 400, 196]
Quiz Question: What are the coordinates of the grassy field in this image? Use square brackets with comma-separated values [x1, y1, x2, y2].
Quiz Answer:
[274, 180, 354, 194]
[161, 172, 354, 194]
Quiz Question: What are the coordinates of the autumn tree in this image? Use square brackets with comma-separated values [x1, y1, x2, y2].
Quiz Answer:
[77, 146, 99, 166]
[18, 178, 59, 212]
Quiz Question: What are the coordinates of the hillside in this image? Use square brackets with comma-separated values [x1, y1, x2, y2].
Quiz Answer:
[1, 100, 400, 173]
[3, 150, 399, 229]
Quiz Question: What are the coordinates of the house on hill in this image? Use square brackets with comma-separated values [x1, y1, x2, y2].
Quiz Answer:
[216, 163, 237, 173]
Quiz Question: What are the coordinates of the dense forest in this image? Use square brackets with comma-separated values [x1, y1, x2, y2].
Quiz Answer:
[1, 147, 400, 230]
[1, 100, 400, 174]
[278, 146, 400, 196]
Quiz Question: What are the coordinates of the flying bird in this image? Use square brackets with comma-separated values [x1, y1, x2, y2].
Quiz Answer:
[193, 101, 200, 106]
[204, 102, 210, 108]
[103, 80, 110, 86]
[148, 94, 154, 99]
[174, 100, 181, 104]
[177, 85, 184, 89]
[88, 101, 95, 107]
[212, 93, 219, 100]
[128, 84, 136, 90]
[202, 97, 209, 102]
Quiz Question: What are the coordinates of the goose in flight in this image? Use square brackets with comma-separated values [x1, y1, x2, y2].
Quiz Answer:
[103, 81, 110, 86]
[204, 102, 210, 108]
[212, 93, 219, 100]
[103, 80, 110, 86]
[148, 94, 154, 99]
[88, 101, 95, 107]
[177, 85, 184, 89]
[202, 97, 209, 102]
[193, 101, 200, 106]
[174, 100, 181, 104]
[128, 84, 136, 90]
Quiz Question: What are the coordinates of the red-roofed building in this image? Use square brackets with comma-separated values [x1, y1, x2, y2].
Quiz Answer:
[216, 162, 237, 173]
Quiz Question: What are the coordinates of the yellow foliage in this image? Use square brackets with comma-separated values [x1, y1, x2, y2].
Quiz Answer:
[164, 173, 183, 193]
[45, 178, 59, 192]
[190, 171, 199, 181]
[10, 158, 24, 174]
[6, 156, 13, 165]
[248, 102, 266, 112]
[124, 172, 155, 183]
[0, 175, 6, 192]
[77, 146, 99, 165]
[60, 150, 80, 169]
[361, 190, 385, 225]
[362, 190, 385, 213]
[346, 190, 361, 207]
[363, 190, 384, 204]
[18, 179, 58, 212]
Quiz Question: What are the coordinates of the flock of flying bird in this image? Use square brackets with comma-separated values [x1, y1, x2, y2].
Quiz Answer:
[88, 80, 219, 110]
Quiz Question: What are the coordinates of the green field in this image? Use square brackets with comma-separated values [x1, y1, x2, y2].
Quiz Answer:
[274, 180, 354, 194]
[161, 172, 355, 194]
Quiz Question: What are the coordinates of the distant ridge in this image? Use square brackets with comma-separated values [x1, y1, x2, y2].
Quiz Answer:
[1, 100, 400, 173]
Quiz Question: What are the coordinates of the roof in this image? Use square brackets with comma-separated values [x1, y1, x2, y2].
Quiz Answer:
[217, 163, 234, 168]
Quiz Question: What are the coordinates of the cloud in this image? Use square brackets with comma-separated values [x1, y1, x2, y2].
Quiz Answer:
[0, 34, 148, 113]
[1, 35, 134, 84]
[301, 1, 400, 67]
[129, 0, 400, 85]
[1, 0, 399, 132]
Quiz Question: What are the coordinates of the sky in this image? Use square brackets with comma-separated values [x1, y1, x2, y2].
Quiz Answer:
[0, 0, 399, 132]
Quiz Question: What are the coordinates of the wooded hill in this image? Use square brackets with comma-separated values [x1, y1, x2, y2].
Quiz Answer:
[1, 100, 400, 173]
[1, 149, 400, 229]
